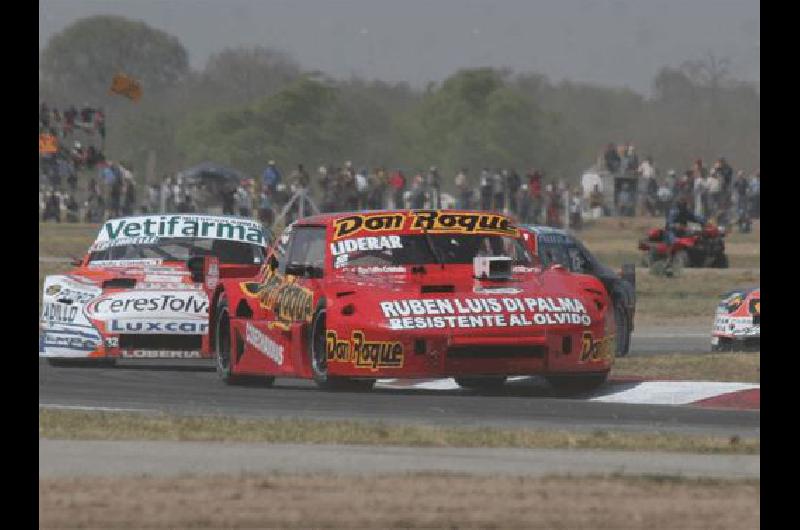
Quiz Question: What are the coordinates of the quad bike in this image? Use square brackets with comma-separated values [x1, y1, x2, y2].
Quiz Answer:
[638, 223, 728, 276]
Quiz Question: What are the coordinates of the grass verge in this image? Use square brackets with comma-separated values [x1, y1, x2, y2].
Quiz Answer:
[613, 352, 760, 383]
[40, 408, 758, 454]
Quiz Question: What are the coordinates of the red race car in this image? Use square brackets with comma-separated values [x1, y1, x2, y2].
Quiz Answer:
[40, 214, 269, 365]
[205, 210, 616, 392]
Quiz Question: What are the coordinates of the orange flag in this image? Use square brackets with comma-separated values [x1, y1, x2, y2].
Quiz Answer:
[109, 73, 143, 102]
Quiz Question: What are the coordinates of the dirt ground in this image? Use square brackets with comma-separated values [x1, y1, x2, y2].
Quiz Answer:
[39, 472, 759, 529]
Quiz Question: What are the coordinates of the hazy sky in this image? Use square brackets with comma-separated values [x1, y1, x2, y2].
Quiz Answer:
[39, 0, 759, 95]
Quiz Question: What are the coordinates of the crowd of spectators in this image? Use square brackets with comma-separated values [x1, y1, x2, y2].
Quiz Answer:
[38, 99, 760, 234]
[597, 142, 760, 232]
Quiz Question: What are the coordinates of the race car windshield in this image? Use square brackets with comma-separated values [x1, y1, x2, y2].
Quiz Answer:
[88, 237, 264, 265]
[332, 234, 532, 269]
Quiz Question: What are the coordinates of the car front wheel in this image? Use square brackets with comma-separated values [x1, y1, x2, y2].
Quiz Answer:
[309, 305, 375, 392]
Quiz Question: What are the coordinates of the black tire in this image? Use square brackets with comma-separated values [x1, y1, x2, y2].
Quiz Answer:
[46, 358, 116, 368]
[713, 253, 729, 269]
[214, 295, 276, 386]
[613, 300, 631, 357]
[711, 337, 734, 352]
[673, 249, 689, 269]
[455, 376, 507, 392]
[546, 372, 609, 395]
[309, 304, 375, 392]
[214, 295, 237, 384]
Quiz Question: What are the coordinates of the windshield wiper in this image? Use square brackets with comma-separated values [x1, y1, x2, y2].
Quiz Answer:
[421, 228, 444, 270]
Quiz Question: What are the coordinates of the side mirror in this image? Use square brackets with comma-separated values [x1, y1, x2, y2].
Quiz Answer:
[69, 255, 83, 267]
[186, 256, 204, 283]
[267, 254, 279, 271]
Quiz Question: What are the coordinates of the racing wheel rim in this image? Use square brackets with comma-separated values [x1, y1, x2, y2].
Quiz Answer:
[311, 309, 328, 379]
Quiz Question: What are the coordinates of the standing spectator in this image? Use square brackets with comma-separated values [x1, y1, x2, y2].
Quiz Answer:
[491, 169, 505, 212]
[733, 170, 750, 232]
[122, 176, 136, 216]
[367, 167, 387, 210]
[693, 170, 707, 217]
[42, 189, 61, 222]
[389, 169, 406, 209]
[219, 183, 234, 215]
[626, 144, 639, 176]
[262, 160, 282, 195]
[479, 168, 492, 211]
[545, 183, 561, 226]
[426, 166, 441, 209]
[506, 169, 521, 214]
[290, 164, 310, 191]
[64, 194, 79, 223]
[716, 157, 734, 197]
[234, 181, 252, 218]
[454, 169, 469, 209]
[518, 184, 531, 223]
[748, 170, 760, 219]
[617, 182, 635, 217]
[637, 156, 655, 214]
[569, 186, 583, 230]
[604, 143, 621, 174]
[656, 178, 674, 216]
[109, 167, 123, 218]
[40, 102, 50, 128]
[409, 174, 426, 209]
[528, 170, 544, 223]
[354, 168, 369, 210]
[257, 190, 274, 226]
[63, 105, 77, 135]
[706, 170, 721, 219]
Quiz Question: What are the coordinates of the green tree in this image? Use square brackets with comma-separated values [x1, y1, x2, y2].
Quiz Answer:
[40, 15, 189, 101]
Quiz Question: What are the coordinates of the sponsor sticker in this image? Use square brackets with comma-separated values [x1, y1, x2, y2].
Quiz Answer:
[325, 329, 404, 371]
[380, 296, 591, 330]
[95, 215, 266, 246]
[245, 323, 284, 365]
[120, 350, 201, 359]
[333, 213, 406, 239]
[42, 302, 79, 324]
[109, 319, 209, 334]
[240, 268, 314, 323]
[87, 291, 209, 319]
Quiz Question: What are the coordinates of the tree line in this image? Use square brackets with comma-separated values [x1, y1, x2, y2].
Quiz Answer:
[39, 15, 760, 189]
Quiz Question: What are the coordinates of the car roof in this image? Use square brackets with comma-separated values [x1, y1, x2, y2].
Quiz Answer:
[103, 213, 264, 226]
[520, 224, 571, 237]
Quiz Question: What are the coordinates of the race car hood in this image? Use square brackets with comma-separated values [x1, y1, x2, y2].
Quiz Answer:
[322, 264, 608, 336]
[79, 259, 196, 289]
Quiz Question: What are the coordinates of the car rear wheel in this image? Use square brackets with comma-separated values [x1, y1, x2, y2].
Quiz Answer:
[614, 300, 631, 357]
[455, 376, 507, 392]
[310, 305, 375, 392]
[546, 372, 609, 395]
[215, 296, 276, 387]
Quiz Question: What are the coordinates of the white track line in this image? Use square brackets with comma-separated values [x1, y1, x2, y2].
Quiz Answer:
[590, 381, 759, 405]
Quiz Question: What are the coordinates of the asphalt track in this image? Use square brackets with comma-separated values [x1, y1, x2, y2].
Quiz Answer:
[39, 332, 758, 440]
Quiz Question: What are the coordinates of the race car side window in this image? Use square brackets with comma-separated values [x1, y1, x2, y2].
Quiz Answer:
[268, 225, 292, 274]
[285, 226, 326, 278]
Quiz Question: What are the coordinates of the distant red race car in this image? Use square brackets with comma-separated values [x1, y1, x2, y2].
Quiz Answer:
[204, 210, 616, 392]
